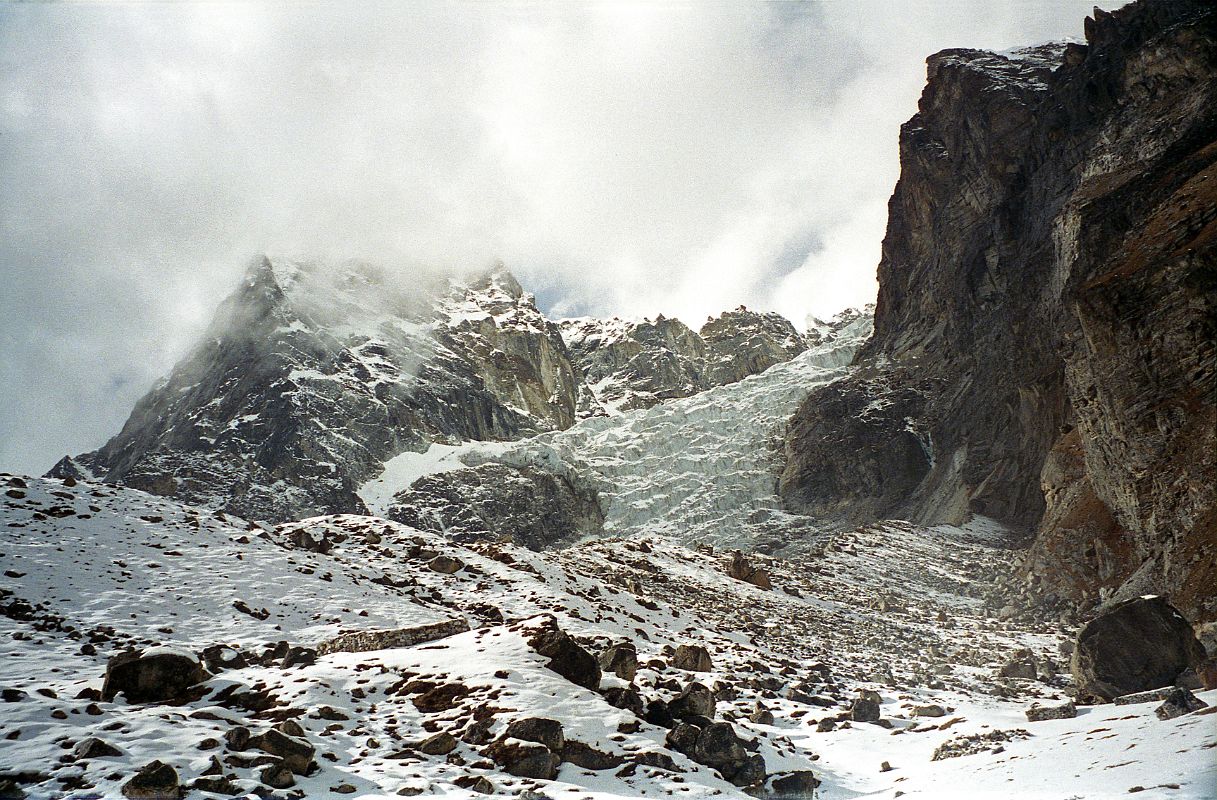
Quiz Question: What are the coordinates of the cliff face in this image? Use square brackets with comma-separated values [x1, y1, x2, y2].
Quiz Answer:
[781, 0, 1217, 620]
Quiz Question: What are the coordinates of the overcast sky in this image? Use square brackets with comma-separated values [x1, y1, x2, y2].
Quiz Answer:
[1, 0, 1099, 475]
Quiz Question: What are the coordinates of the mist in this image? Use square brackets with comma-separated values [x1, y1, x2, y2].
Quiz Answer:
[0, 0, 1098, 474]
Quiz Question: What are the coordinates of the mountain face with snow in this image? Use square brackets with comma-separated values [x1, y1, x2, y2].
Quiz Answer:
[48, 258, 591, 522]
[780, 0, 1217, 622]
[6, 2, 1215, 799]
[48, 258, 824, 525]
[560, 306, 816, 413]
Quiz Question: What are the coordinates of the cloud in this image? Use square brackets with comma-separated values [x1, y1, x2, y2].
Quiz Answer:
[0, 0, 1098, 473]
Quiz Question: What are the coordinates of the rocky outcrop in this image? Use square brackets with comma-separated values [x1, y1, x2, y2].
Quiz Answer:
[387, 463, 604, 550]
[315, 619, 470, 655]
[48, 261, 585, 523]
[561, 308, 810, 412]
[780, 0, 1217, 620]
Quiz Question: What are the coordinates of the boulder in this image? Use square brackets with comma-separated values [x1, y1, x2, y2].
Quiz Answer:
[418, 732, 458, 755]
[912, 704, 946, 718]
[770, 770, 821, 796]
[672, 644, 713, 672]
[526, 619, 601, 690]
[1071, 597, 1205, 700]
[561, 740, 624, 770]
[102, 648, 210, 704]
[669, 681, 716, 720]
[726, 550, 772, 590]
[1154, 688, 1208, 721]
[74, 737, 122, 759]
[998, 648, 1038, 680]
[602, 686, 645, 716]
[258, 763, 295, 789]
[121, 761, 180, 799]
[485, 739, 560, 780]
[692, 723, 764, 787]
[1025, 701, 1077, 722]
[502, 718, 564, 752]
[427, 555, 464, 574]
[848, 698, 880, 722]
[250, 729, 315, 774]
[598, 642, 638, 682]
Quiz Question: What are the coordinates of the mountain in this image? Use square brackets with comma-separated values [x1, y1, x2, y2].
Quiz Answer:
[560, 306, 816, 413]
[779, 0, 1217, 622]
[7, 2, 1215, 798]
[47, 259, 821, 526]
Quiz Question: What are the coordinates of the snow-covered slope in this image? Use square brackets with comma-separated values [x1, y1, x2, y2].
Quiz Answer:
[3, 474, 1212, 799]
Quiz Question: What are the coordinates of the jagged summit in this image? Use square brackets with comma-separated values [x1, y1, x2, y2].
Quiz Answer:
[49, 256, 836, 524]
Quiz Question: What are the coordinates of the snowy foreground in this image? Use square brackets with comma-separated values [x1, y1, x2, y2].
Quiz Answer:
[2, 475, 1214, 799]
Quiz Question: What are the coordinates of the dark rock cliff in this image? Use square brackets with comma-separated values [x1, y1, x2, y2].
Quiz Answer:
[780, 0, 1216, 620]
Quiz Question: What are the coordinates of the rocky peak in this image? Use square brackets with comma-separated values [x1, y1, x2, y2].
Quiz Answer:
[50, 257, 586, 523]
[780, 0, 1216, 621]
[560, 306, 821, 413]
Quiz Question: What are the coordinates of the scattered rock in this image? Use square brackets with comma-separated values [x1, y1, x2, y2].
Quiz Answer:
[912, 704, 945, 718]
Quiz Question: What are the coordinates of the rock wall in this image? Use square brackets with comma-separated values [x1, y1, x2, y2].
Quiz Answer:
[781, 0, 1217, 620]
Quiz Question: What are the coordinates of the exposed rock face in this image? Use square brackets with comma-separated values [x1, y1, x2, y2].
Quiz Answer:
[387, 463, 604, 550]
[780, 0, 1217, 620]
[48, 260, 585, 523]
[561, 308, 810, 412]
[1071, 596, 1205, 701]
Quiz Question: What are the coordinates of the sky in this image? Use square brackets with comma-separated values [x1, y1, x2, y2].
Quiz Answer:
[0, 0, 1100, 475]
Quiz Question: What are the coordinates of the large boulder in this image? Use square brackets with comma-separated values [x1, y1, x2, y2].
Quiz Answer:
[671, 644, 713, 672]
[1071, 596, 1205, 700]
[121, 761, 180, 799]
[525, 618, 601, 690]
[485, 739, 560, 780]
[102, 648, 210, 704]
[598, 642, 638, 682]
[669, 682, 716, 720]
[250, 729, 315, 775]
[502, 718, 564, 752]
